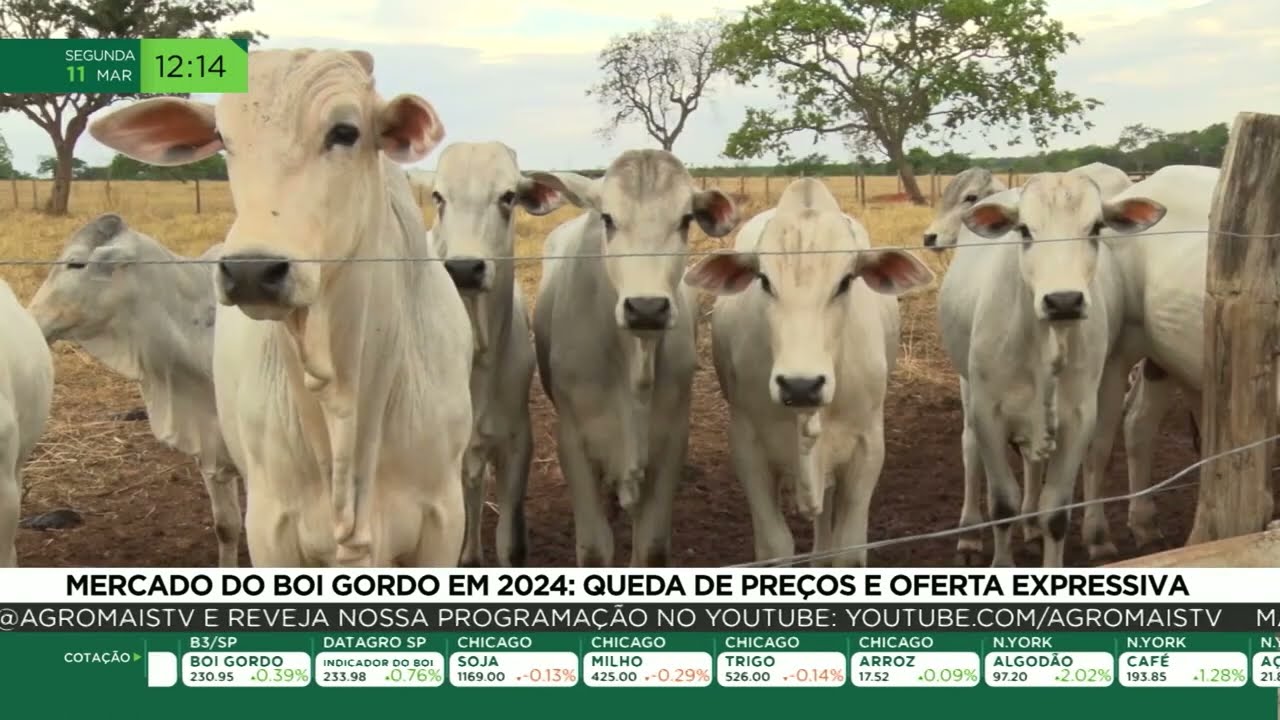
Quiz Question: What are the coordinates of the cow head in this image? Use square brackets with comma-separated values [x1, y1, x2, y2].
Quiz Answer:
[963, 173, 1167, 322]
[28, 213, 147, 343]
[685, 181, 934, 409]
[430, 141, 565, 294]
[530, 149, 738, 333]
[87, 48, 445, 321]
[922, 168, 1006, 250]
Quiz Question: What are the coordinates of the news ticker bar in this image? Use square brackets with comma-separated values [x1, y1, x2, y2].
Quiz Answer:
[0, 38, 249, 94]
[20, 631, 1280, 691]
[1, 603, 1279, 632]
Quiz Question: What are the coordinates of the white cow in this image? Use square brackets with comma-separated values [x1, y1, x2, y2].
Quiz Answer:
[88, 48, 473, 567]
[684, 178, 934, 566]
[531, 150, 738, 566]
[924, 163, 1133, 250]
[940, 172, 1166, 567]
[428, 141, 566, 567]
[0, 278, 53, 567]
[922, 168, 1008, 249]
[1076, 165, 1226, 555]
[26, 214, 243, 566]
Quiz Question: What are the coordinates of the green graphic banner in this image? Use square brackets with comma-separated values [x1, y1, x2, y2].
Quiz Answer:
[0, 632, 1274, 718]
[0, 38, 249, 94]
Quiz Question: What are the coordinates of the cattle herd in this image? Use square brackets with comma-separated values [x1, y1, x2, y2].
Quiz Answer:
[0, 48, 1236, 571]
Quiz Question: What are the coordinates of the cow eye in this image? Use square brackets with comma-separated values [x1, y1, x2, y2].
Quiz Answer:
[499, 191, 516, 207]
[758, 273, 774, 296]
[1017, 224, 1033, 242]
[963, 194, 978, 203]
[679, 213, 694, 230]
[600, 213, 615, 231]
[431, 191, 445, 206]
[324, 123, 360, 150]
[834, 274, 853, 297]
[1090, 221, 1105, 236]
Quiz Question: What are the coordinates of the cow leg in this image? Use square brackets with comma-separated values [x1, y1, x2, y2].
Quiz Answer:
[559, 420, 612, 566]
[458, 458, 487, 567]
[200, 459, 243, 568]
[1020, 454, 1043, 554]
[732, 413, 793, 562]
[412, 476, 467, 567]
[971, 398, 1019, 567]
[494, 418, 533, 568]
[811, 485, 837, 568]
[1123, 372, 1177, 548]
[1081, 355, 1130, 560]
[955, 378, 988, 565]
[827, 425, 885, 568]
[0, 410, 18, 567]
[243, 484, 306, 567]
[629, 431, 686, 569]
[1039, 400, 1096, 568]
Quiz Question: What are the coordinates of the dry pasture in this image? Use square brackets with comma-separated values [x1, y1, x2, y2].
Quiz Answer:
[2, 175, 1210, 568]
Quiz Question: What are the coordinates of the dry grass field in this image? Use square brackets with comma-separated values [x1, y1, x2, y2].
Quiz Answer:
[0, 175, 1208, 567]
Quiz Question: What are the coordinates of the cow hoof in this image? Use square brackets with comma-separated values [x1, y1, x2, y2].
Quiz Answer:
[954, 549, 984, 567]
[1130, 524, 1165, 548]
[1087, 541, 1119, 562]
[458, 556, 484, 568]
[111, 407, 148, 422]
[18, 508, 83, 531]
[1269, 520, 1280, 532]
[1022, 539, 1043, 557]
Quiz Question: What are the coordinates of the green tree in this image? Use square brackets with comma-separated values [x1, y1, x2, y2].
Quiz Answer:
[0, 0, 263, 215]
[586, 15, 728, 151]
[716, 0, 1099, 204]
[0, 131, 14, 178]
[36, 154, 87, 178]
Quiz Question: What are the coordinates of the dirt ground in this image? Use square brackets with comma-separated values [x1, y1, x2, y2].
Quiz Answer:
[14, 293, 1225, 569]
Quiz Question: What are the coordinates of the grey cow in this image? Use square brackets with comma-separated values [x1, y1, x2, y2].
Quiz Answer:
[27, 214, 243, 567]
[530, 149, 739, 566]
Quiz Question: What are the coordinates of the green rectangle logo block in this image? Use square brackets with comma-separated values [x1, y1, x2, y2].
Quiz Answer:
[0, 39, 141, 93]
[140, 38, 249, 94]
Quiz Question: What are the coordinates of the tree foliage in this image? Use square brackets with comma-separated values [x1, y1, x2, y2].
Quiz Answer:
[716, 0, 1099, 203]
[586, 15, 727, 151]
[0, 0, 262, 214]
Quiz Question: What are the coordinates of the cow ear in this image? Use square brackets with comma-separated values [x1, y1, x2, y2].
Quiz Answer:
[853, 249, 935, 296]
[963, 201, 1019, 239]
[684, 250, 758, 295]
[525, 172, 600, 212]
[347, 50, 374, 74]
[514, 175, 567, 216]
[378, 94, 445, 164]
[692, 189, 738, 237]
[87, 244, 132, 275]
[1102, 197, 1167, 233]
[89, 98, 222, 167]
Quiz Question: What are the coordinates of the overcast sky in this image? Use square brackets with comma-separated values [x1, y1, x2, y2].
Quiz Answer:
[2, 0, 1276, 173]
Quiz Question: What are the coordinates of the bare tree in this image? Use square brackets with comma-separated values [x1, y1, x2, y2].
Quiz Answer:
[586, 15, 726, 152]
[0, 0, 261, 215]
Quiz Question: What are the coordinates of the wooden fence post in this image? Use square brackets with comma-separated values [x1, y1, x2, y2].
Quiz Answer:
[1192, 111, 1280, 546]
[194, 179, 202, 214]
[859, 170, 867, 209]
[764, 175, 770, 205]
[31, 180, 37, 209]
[10, 177, 16, 208]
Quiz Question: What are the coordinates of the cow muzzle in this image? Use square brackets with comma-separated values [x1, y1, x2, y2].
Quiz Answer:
[775, 374, 828, 408]
[1040, 290, 1087, 322]
[217, 253, 294, 310]
[621, 295, 673, 332]
[443, 257, 491, 293]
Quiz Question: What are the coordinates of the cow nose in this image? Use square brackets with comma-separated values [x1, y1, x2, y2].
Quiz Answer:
[444, 258, 487, 291]
[775, 374, 827, 408]
[217, 254, 291, 305]
[622, 296, 672, 330]
[923, 233, 938, 247]
[1042, 291, 1085, 320]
